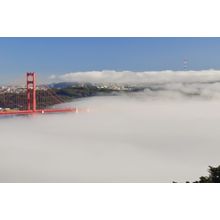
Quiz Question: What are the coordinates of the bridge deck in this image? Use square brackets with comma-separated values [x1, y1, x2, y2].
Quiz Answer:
[0, 108, 81, 116]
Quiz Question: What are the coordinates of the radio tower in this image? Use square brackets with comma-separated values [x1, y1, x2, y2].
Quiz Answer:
[183, 59, 188, 70]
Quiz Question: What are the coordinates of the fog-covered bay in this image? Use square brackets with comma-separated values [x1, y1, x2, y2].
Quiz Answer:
[1, 95, 220, 182]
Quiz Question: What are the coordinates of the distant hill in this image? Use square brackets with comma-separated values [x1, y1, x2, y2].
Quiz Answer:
[48, 82, 82, 89]
[0, 81, 147, 110]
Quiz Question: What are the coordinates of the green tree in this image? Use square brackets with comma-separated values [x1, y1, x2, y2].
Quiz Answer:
[195, 165, 220, 183]
[174, 165, 220, 183]
[199, 166, 220, 183]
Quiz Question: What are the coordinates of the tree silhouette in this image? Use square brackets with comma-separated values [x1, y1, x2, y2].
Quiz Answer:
[196, 165, 220, 183]
[174, 165, 220, 183]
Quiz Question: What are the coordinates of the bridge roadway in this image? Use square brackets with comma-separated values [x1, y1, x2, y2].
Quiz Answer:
[0, 108, 83, 116]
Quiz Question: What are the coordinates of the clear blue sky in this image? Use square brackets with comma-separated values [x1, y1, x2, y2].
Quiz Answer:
[1, 37, 220, 83]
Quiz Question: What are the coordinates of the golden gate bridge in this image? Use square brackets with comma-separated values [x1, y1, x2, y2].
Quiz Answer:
[0, 72, 80, 116]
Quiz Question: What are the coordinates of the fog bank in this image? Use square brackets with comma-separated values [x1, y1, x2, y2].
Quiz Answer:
[1, 96, 220, 182]
[54, 69, 220, 84]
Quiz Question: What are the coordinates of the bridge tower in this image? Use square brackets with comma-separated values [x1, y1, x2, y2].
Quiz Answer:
[26, 72, 36, 111]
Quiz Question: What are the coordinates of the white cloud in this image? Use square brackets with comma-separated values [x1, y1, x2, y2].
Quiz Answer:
[54, 69, 220, 100]
[56, 69, 220, 84]
[49, 74, 56, 80]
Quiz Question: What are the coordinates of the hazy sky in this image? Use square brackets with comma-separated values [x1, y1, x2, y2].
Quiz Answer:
[1, 38, 220, 83]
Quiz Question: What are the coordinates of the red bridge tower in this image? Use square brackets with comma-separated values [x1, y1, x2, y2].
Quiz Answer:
[0, 72, 83, 116]
[26, 72, 36, 111]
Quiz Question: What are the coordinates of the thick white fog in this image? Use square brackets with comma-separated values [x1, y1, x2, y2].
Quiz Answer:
[1, 96, 220, 182]
[54, 69, 220, 84]
[1, 70, 220, 182]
